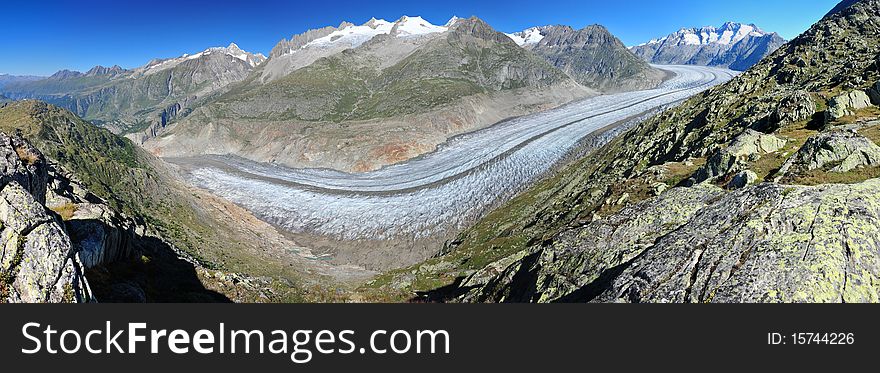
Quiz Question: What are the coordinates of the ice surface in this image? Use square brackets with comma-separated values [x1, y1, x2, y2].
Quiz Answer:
[175, 65, 738, 241]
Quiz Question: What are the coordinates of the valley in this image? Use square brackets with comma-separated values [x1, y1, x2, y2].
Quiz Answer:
[167, 65, 735, 270]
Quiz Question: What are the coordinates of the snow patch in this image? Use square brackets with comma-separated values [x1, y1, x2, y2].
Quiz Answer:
[505, 26, 548, 46]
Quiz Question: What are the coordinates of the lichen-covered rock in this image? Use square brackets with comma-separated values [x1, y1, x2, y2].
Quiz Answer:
[726, 170, 758, 190]
[772, 90, 816, 126]
[0, 133, 48, 204]
[826, 90, 874, 121]
[0, 182, 90, 303]
[0, 133, 91, 303]
[458, 186, 725, 303]
[776, 130, 880, 179]
[693, 129, 786, 182]
[458, 180, 880, 303]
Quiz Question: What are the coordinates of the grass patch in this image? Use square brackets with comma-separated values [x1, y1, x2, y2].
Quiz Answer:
[663, 158, 706, 187]
[49, 202, 78, 221]
[790, 166, 880, 186]
[859, 122, 880, 146]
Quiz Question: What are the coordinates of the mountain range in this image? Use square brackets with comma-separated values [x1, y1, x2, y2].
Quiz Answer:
[142, 16, 660, 172]
[5, 0, 879, 304]
[631, 22, 787, 71]
[1, 43, 266, 138]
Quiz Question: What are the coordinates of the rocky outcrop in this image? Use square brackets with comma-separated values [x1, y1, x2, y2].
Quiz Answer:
[459, 180, 880, 303]
[826, 90, 874, 121]
[45, 164, 143, 268]
[772, 90, 816, 127]
[776, 130, 880, 179]
[692, 129, 786, 182]
[0, 133, 91, 303]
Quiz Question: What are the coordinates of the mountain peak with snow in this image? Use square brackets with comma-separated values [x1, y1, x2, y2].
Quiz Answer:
[505, 26, 553, 46]
[445, 16, 462, 27]
[631, 21, 786, 71]
[644, 22, 772, 47]
[139, 43, 266, 75]
[277, 15, 450, 55]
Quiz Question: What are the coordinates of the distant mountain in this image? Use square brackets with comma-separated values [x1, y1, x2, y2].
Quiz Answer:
[630, 22, 786, 71]
[145, 16, 593, 172]
[508, 25, 665, 91]
[1, 44, 266, 137]
[0, 74, 44, 90]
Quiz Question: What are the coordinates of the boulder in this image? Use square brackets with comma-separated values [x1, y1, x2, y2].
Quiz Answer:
[775, 130, 880, 179]
[826, 90, 873, 121]
[0, 133, 48, 204]
[772, 90, 816, 126]
[1, 182, 90, 303]
[693, 129, 787, 182]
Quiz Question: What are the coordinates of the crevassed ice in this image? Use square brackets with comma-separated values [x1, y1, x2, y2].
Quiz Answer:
[182, 65, 738, 241]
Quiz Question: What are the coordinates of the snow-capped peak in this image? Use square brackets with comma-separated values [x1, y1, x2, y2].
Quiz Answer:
[646, 22, 768, 47]
[445, 16, 461, 27]
[291, 15, 449, 53]
[391, 16, 448, 36]
[140, 43, 266, 75]
[505, 26, 550, 46]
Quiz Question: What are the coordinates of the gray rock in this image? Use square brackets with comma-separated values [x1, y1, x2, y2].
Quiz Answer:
[1, 182, 90, 303]
[826, 90, 874, 121]
[45, 164, 141, 268]
[693, 129, 786, 182]
[867, 81, 880, 105]
[772, 90, 816, 126]
[459, 180, 880, 303]
[776, 130, 880, 179]
[0, 133, 48, 204]
[1, 133, 91, 303]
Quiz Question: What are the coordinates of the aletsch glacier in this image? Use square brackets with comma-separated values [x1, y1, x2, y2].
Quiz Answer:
[172, 65, 737, 240]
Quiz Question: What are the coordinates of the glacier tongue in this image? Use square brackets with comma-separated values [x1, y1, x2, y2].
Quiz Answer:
[173, 65, 738, 241]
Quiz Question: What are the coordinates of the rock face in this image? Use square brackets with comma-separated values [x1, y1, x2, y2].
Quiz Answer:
[631, 22, 786, 71]
[693, 129, 786, 182]
[0, 133, 91, 303]
[772, 90, 816, 127]
[777, 130, 880, 177]
[44, 164, 142, 268]
[826, 90, 874, 121]
[524, 25, 665, 92]
[459, 180, 880, 303]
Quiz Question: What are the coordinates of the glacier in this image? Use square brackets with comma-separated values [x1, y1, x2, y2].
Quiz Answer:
[171, 65, 737, 241]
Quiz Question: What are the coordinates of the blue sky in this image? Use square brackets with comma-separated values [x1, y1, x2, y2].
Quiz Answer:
[1, 0, 842, 76]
